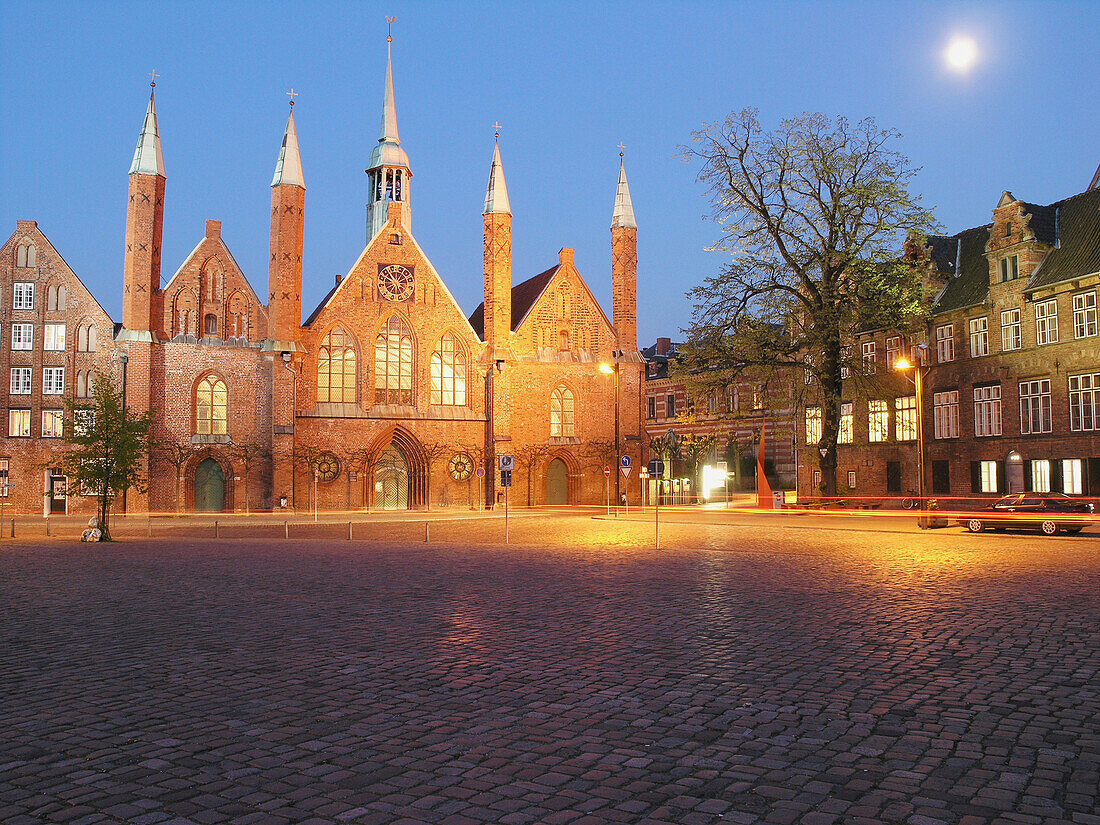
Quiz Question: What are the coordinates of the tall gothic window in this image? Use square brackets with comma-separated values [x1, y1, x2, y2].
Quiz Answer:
[550, 385, 574, 437]
[430, 332, 466, 406]
[375, 316, 414, 405]
[196, 375, 228, 435]
[317, 326, 357, 404]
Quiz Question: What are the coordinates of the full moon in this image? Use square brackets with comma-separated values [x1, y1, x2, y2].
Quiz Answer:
[944, 36, 978, 72]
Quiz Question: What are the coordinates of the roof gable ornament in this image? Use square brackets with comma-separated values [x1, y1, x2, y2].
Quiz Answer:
[997, 190, 1015, 208]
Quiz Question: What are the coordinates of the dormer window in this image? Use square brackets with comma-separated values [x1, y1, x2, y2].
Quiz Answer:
[1000, 255, 1019, 282]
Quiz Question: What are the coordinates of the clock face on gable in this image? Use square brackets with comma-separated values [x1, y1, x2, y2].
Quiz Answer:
[377, 264, 414, 302]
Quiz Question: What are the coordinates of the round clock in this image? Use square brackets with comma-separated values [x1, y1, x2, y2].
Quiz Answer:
[378, 264, 414, 302]
[448, 453, 474, 481]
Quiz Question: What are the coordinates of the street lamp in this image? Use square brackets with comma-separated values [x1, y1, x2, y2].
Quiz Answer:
[598, 353, 622, 515]
[895, 352, 926, 523]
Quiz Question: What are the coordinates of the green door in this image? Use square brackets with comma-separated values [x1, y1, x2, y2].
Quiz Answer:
[547, 458, 568, 505]
[195, 458, 225, 512]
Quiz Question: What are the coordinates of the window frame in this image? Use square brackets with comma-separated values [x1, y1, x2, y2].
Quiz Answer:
[1018, 379, 1052, 435]
[935, 324, 954, 363]
[9, 367, 31, 395]
[428, 332, 467, 407]
[41, 409, 64, 438]
[1068, 372, 1099, 432]
[13, 282, 34, 310]
[1000, 308, 1022, 352]
[195, 374, 229, 436]
[894, 395, 917, 442]
[8, 409, 30, 437]
[550, 385, 575, 437]
[42, 366, 65, 395]
[43, 323, 66, 351]
[973, 384, 1002, 437]
[932, 390, 959, 439]
[1035, 299, 1058, 345]
[1073, 291, 1097, 339]
[11, 323, 33, 351]
[868, 400, 889, 443]
[969, 316, 989, 357]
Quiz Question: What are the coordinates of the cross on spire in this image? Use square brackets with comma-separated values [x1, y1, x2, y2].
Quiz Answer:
[617, 142, 626, 158]
[148, 69, 160, 88]
[286, 88, 298, 107]
[492, 121, 502, 141]
[386, 15, 396, 42]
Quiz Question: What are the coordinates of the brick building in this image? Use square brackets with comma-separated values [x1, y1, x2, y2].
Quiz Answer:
[798, 178, 1100, 503]
[642, 337, 798, 502]
[1, 40, 644, 514]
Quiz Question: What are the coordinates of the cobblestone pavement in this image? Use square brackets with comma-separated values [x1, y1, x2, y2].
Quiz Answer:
[1, 515, 1097, 825]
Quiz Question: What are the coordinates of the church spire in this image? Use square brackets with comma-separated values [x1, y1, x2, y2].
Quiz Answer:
[611, 153, 636, 228]
[483, 135, 511, 215]
[365, 22, 412, 241]
[271, 98, 305, 188]
[130, 83, 166, 177]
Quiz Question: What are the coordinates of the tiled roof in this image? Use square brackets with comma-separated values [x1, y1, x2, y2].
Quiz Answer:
[932, 224, 993, 313]
[468, 265, 558, 340]
[1023, 202, 1058, 245]
[303, 282, 340, 327]
[1028, 187, 1100, 289]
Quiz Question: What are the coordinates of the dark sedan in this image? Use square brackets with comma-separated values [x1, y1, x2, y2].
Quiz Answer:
[958, 493, 1094, 535]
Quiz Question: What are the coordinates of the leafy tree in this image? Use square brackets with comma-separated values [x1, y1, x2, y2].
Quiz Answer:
[677, 109, 936, 494]
[672, 413, 718, 502]
[59, 369, 153, 541]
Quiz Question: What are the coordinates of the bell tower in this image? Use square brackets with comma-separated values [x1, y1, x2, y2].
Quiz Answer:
[365, 28, 412, 241]
[268, 95, 305, 349]
[611, 150, 638, 354]
[123, 79, 166, 336]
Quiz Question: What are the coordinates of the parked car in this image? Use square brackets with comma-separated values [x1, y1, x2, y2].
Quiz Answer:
[958, 493, 1094, 535]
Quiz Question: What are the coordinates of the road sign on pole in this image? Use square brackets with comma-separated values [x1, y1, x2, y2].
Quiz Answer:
[647, 459, 664, 477]
[499, 454, 515, 471]
[621, 466, 631, 477]
[603, 466, 611, 477]
[620, 455, 631, 468]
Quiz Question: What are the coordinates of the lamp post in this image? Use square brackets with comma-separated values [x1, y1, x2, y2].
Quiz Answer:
[895, 352, 926, 523]
[599, 353, 622, 515]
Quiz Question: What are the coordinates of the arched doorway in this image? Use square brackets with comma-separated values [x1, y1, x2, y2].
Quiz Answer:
[1006, 450, 1024, 494]
[376, 446, 409, 510]
[546, 458, 568, 505]
[194, 458, 225, 512]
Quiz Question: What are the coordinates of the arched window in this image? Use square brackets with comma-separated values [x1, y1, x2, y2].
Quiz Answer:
[195, 375, 228, 435]
[87, 325, 97, 352]
[204, 314, 218, 336]
[550, 385, 574, 437]
[76, 371, 87, 398]
[47, 285, 57, 311]
[15, 244, 36, 268]
[57, 285, 66, 311]
[317, 326, 357, 403]
[430, 333, 466, 406]
[375, 316, 414, 405]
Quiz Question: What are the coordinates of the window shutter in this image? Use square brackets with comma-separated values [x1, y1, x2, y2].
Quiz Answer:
[1050, 460, 1062, 493]
[996, 461, 1006, 494]
[1023, 460, 1032, 492]
[970, 461, 980, 493]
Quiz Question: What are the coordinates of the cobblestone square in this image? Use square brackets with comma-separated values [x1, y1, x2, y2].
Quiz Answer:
[1, 515, 1097, 824]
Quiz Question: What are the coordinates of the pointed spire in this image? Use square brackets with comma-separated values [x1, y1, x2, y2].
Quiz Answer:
[380, 38, 400, 145]
[130, 85, 166, 177]
[484, 137, 511, 215]
[272, 103, 305, 188]
[611, 154, 636, 229]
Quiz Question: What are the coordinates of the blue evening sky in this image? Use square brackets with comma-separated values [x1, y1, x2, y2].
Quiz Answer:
[3, 1, 1098, 346]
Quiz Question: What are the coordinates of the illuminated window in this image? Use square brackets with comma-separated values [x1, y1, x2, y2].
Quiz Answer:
[1063, 459, 1083, 495]
[318, 326, 358, 404]
[8, 409, 30, 437]
[429, 333, 466, 406]
[42, 410, 63, 438]
[868, 400, 888, 443]
[44, 324, 66, 351]
[979, 460, 997, 493]
[374, 316, 414, 405]
[195, 375, 228, 435]
[861, 341, 876, 374]
[886, 336, 902, 369]
[895, 396, 917, 441]
[550, 385, 574, 437]
[805, 406, 822, 445]
[1030, 460, 1051, 493]
[838, 403, 853, 444]
[0, 458, 8, 496]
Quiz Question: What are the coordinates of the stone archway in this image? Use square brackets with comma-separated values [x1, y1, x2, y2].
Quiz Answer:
[195, 457, 225, 512]
[376, 446, 410, 510]
[546, 458, 569, 505]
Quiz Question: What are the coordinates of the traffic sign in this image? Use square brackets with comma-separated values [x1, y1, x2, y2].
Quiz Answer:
[620, 455, 631, 468]
[499, 454, 515, 471]
[647, 459, 664, 477]
[475, 467, 485, 478]
[621, 466, 631, 478]
[603, 467, 611, 477]
[500, 469, 512, 487]
[640, 468, 649, 479]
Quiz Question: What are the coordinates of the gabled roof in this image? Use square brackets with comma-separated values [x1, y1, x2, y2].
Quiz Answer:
[930, 224, 993, 313]
[1028, 188, 1100, 289]
[468, 265, 557, 340]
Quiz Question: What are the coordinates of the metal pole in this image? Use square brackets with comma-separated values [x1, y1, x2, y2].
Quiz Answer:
[655, 481, 660, 549]
[614, 361, 621, 516]
[605, 474, 609, 516]
[915, 365, 926, 526]
[505, 482, 509, 545]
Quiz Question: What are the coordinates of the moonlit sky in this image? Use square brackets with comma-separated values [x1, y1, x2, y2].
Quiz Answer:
[3, 1, 1098, 345]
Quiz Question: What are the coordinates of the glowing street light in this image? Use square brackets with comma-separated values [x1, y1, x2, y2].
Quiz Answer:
[895, 353, 927, 524]
[599, 356, 622, 515]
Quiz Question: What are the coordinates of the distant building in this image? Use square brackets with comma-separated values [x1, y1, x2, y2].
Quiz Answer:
[798, 177, 1100, 502]
[641, 337, 797, 502]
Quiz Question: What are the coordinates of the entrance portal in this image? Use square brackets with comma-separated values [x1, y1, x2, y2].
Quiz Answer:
[194, 458, 226, 512]
[376, 446, 409, 510]
[49, 470, 67, 514]
[547, 458, 568, 505]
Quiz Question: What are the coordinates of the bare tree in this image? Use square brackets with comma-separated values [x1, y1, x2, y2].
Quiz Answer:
[227, 439, 266, 515]
[678, 109, 936, 494]
[461, 443, 492, 510]
[421, 442, 455, 511]
[151, 436, 195, 515]
[341, 442, 388, 512]
[514, 442, 552, 506]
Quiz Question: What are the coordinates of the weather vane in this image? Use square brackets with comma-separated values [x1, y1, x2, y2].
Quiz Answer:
[386, 16, 396, 42]
[286, 88, 298, 108]
[492, 122, 501, 141]
[618, 142, 626, 159]
[149, 69, 160, 88]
